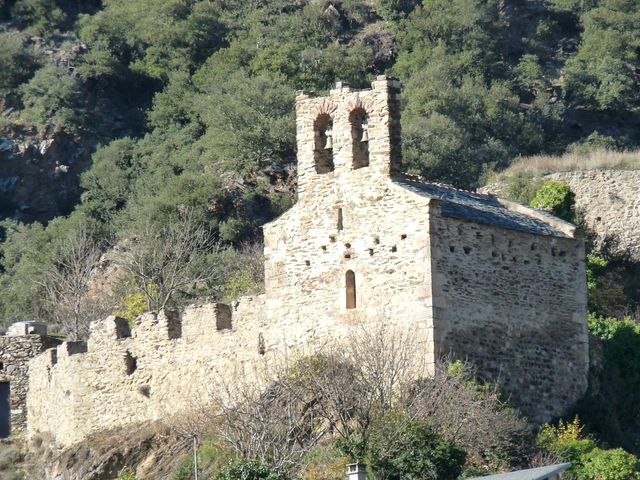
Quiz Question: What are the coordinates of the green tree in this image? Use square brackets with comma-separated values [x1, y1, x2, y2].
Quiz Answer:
[79, 138, 140, 223]
[0, 33, 39, 96]
[11, 0, 67, 34]
[564, 1, 640, 111]
[76, 0, 225, 82]
[213, 459, 286, 480]
[20, 65, 86, 133]
[192, 70, 296, 174]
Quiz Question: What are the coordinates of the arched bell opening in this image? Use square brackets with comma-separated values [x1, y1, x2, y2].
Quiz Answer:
[314, 114, 334, 174]
[350, 108, 369, 170]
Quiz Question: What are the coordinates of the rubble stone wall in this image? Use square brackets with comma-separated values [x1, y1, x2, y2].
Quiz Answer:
[429, 202, 588, 420]
[0, 335, 61, 435]
[27, 295, 427, 448]
[548, 170, 640, 261]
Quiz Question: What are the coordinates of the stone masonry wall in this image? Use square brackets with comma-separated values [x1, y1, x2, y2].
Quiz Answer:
[430, 203, 588, 421]
[263, 77, 434, 364]
[483, 170, 640, 262]
[549, 170, 640, 261]
[0, 335, 61, 435]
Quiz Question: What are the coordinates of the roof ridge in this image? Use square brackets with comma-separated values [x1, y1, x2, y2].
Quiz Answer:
[396, 173, 496, 199]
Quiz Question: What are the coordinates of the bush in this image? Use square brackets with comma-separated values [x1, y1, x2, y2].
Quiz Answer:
[577, 448, 640, 480]
[537, 417, 596, 466]
[367, 418, 466, 480]
[213, 459, 286, 480]
[11, 0, 67, 35]
[114, 291, 148, 325]
[530, 180, 575, 222]
[20, 66, 86, 133]
[0, 33, 39, 96]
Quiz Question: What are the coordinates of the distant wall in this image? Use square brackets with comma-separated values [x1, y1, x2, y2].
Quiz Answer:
[430, 203, 589, 421]
[0, 335, 61, 435]
[484, 170, 640, 262]
[548, 170, 640, 261]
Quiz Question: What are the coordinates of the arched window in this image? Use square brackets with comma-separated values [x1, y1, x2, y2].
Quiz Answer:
[350, 108, 369, 169]
[314, 114, 334, 174]
[346, 270, 356, 309]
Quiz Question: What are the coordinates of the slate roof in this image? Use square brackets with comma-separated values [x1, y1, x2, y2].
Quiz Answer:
[394, 177, 571, 238]
[467, 463, 572, 480]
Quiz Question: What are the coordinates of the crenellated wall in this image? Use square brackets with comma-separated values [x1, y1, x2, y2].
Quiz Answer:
[27, 296, 426, 448]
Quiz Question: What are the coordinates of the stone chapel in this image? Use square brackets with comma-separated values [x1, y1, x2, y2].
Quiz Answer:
[24, 76, 588, 447]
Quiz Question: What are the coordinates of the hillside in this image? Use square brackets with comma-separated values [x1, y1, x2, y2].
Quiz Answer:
[3, 1, 640, 478]
[4, 0, 640, 325]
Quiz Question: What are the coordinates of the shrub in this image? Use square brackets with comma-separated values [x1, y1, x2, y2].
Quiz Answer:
[577, 448, 640, 480]
[213, 459, 287, 480]
[20, 66, 86, 133]
[0, 33, 39, 96]
[11, 0, 67, 35]
[114, 290, 148, 325]
[367, 417, 466, 480]
[503, 170, 543, 205]
[537, 416, 596, 466]
[530, 180, 575, 222]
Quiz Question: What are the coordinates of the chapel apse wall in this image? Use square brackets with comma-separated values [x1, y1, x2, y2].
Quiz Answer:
[429, 208, 588, 421]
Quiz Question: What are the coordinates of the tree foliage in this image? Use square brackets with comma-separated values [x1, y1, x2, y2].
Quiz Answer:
[19, 65, 87, 133]
[0, 32, 39, 96]
[530, 180, 575, 222]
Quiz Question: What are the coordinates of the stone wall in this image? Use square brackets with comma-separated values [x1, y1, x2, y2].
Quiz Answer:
[0, 334, 61, 435]
[27, 298, 425, 448]
[483, 170, 640, 262]
[548, 170, 640, 261]
[429, 202, 588, 421]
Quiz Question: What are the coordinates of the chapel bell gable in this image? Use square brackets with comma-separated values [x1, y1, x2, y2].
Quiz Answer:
[294, 76, 402, 198]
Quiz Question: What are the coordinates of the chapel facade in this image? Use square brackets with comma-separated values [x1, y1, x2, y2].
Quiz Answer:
[262, 76, 589, 419]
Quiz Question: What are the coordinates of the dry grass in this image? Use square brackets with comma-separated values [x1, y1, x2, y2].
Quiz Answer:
[496, 149, 640, 177]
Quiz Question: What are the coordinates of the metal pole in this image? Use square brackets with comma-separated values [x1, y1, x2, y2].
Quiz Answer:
[193, 435, 199, 480]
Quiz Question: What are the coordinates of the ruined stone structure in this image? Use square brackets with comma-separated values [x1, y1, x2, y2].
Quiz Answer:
[0, 322, 60, 437]
[26, 77, 589, 448]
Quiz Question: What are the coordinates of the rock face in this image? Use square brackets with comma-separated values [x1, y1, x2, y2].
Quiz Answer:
[0, 124, 94, 223]
[26, 78, 588, 451]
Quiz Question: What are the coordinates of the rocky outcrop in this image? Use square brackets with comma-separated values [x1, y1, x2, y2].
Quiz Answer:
[0, 121, 95, 223]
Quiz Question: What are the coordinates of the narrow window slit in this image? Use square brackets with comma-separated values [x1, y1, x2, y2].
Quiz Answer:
[346, 270, 356, 309]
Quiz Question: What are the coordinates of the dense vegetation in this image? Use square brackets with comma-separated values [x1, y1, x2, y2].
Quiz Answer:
[2, 0, 640, 477]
